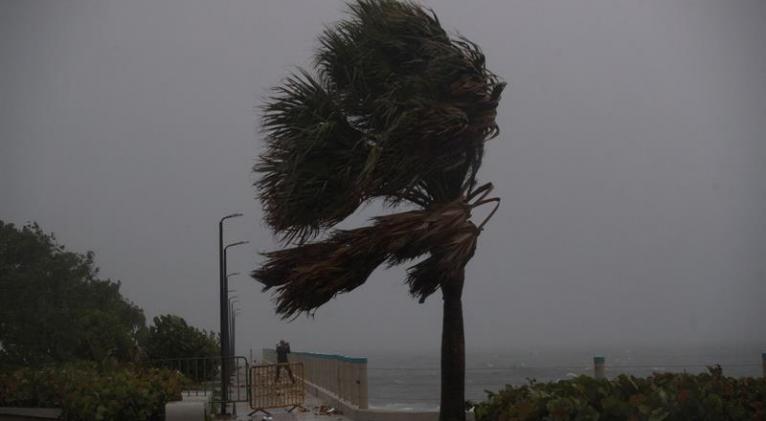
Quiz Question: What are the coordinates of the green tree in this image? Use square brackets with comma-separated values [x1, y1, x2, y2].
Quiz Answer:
[144, 314, 219, 360]
[0, 221, 146, 367]
[144, 314, 219, 381]
[251, 1, 504, 419]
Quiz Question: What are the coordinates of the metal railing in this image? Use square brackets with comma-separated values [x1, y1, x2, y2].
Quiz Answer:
[149, 355, 250, 405]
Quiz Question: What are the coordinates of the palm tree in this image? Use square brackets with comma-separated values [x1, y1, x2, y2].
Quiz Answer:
[252, 1, 504, 420]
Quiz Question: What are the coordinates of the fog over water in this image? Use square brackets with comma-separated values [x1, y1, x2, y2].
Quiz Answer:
[1, 0, 764, 359]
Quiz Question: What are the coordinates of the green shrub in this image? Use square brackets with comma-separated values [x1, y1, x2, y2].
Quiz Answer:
[0, 362, 184, 420]
[473, 366, 766, 421]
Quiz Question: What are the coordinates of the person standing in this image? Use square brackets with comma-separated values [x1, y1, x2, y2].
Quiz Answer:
[275, 339, 295, 383]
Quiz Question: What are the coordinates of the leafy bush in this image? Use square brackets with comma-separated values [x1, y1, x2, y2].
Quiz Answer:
[473, 366, 766, 421]
[0, 362, 184, 420]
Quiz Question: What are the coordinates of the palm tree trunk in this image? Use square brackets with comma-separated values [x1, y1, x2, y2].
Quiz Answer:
[440, 269, 466, 421]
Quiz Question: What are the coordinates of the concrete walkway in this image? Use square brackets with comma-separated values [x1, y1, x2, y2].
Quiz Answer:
[219, 395, 351, 421]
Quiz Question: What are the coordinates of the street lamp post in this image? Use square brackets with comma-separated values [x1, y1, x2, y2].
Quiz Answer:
[218, 213, 242, 415]
[228, 297, 239, 358]
[222, 240, 247, 409]
[228, 302, 240, 418]
[231, 307, 240, 362]
[227, 272, 239, 360]
[223, 242, 248, 355]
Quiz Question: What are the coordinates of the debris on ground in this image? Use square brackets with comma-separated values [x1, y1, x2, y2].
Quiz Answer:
[310, 405, 344, 416]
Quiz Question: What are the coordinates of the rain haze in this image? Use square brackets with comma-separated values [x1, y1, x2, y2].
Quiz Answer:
[1, 0, 764, 361]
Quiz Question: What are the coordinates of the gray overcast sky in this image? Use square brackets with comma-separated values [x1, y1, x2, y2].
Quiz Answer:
[1, 0, 764, 357]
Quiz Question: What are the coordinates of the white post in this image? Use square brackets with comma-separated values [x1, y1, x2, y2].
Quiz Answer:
[594, 356, 605, 380]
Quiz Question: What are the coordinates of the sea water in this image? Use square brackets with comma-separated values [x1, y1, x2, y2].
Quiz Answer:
[365, 345, 764, 411]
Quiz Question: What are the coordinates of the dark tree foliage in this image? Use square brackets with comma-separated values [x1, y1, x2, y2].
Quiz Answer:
[252, 2, 504, 419]
[144, 314, 219, 361]
[0, 221, 146, 367]
[143, 314, 219, 382]
[473, 367, 766, 421]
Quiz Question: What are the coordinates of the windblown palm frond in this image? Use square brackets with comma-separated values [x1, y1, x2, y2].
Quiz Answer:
[255, 0, 505, 241]
[252, 199, 479, 318]
[256, 71, 368, 242]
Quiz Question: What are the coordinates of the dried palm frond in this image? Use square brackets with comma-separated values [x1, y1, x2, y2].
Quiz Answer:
[405, 223, 479, 303]
[252, 199, 483, 318]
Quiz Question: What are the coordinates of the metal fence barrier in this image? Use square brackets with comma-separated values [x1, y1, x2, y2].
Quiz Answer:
[249, 362, 305, 416]
[150, 356, 250, 404]
[263, 348, 369, 409]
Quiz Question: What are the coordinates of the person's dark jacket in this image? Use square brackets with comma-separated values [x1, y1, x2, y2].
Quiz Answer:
[276, 342, 290, 363]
